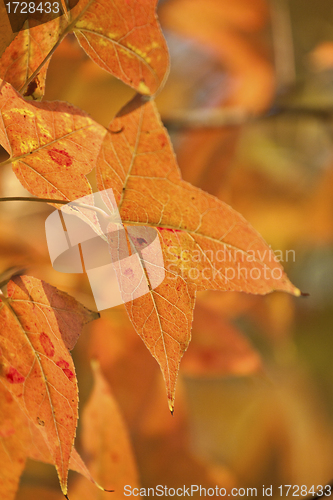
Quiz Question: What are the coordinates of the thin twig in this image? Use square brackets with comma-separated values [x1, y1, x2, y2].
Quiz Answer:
[270, 0, 296, 90]
[162, 106, 333, 129]
[0, 196, 111, 219]
[162, 107, 249, 129]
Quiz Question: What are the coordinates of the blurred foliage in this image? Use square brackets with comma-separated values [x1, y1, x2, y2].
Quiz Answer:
[1, 0, 333, 497]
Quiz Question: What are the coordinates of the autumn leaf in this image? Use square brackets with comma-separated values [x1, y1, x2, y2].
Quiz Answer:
[5, 361, 139, 500]
[105, 223, 196, 410]
[0, 19, 67, 100]
[73, 0, 169, 95]
[0, 79, 105, 204]
[0, 0, 169, 98]
[96, 95, 300, 410]
[0, 275, 99, 495]
[0, 381, 100, 500]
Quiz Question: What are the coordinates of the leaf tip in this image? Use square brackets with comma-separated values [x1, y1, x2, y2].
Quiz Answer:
[92, 310, 101, 321]
[95, 482, 115, 493]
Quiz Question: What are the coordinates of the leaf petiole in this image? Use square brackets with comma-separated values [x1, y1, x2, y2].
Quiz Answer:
[0, 196, 113, 220]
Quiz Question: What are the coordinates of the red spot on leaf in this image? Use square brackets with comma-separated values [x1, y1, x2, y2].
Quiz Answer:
[0, 426, 15, 438]
[157, 227, 180, 233]
[63, 368, 75, 381]
[158, 133, 167, 147]
[124, 268, 134, 277]
[56, 359, 75, 380]
[40, 333, 55, 357]
[56, 359, 69, 369]
[6, 367, 25, 384]
[48, 148, 73, 167]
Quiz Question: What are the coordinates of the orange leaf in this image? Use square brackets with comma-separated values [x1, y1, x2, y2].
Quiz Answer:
[0, 275, 99, 494]
[0, 80, 105, 204]
[97, 96, 299, 296]
[73, 0, 169, 95]
[69, 361, 139, 499]
[96, 95, 299, 409]
[0, 19, 67, 100]
[124, 269, 196, 412]
[0, 0, 169, 97]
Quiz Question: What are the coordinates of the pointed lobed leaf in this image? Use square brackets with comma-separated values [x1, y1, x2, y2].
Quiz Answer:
[114, 255, 196, 411]
[0, 276, 99, 494]
[105, 222, 196, 410]
[97, 96, 300, 296]
[73, 0, 169, 95]
[0, 80, 105, 203]
[0, 19, 67, 100]
[96, 96, 300, 408]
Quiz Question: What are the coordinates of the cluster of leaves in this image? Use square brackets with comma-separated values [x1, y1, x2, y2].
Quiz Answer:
[0, 0, 303, 498]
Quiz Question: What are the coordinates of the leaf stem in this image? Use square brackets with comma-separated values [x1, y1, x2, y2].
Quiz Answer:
[162, 106, 333, 129]
[0, 196, 111, 219]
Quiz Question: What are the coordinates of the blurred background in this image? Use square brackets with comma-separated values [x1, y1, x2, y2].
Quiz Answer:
[1, 0, 333, 497]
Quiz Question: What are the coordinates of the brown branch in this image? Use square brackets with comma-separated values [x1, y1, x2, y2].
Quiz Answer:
[270, 0, 296, 90]
[162, 106, 333, 129]
[0, 196, 110, 219]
